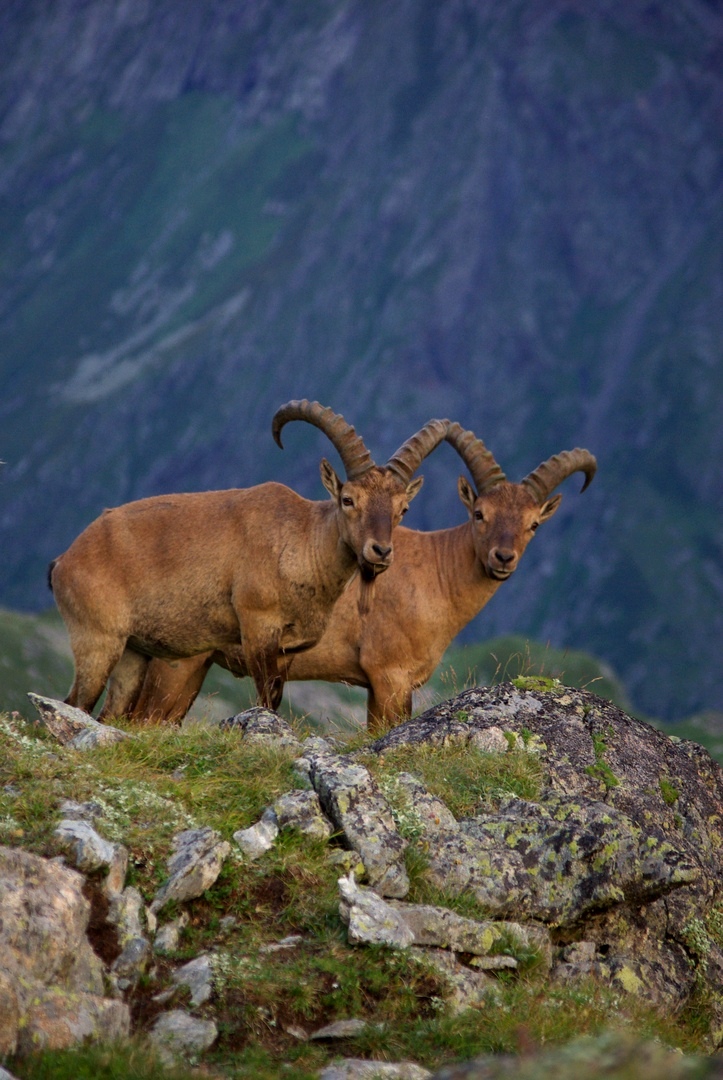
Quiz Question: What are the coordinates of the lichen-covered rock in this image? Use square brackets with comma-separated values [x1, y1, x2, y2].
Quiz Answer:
[0, 845, 130, 1056]
[220, 707, 301, 750]
[54, 818, 128, 895]
[273, 788, 334, 840]
[148, 1009, 218, 1066]
[171, 953, 213, 1007]
[422, 791, 698, 926]
[339, 873, 415, 947]
[369, 684, 723, 1010]
[27, 693, 132, 749]
[233, 807, 279, 859]
[150, 827, 231, 914]
[411, 947, 494, 1012]
[298, 742, 409, 897]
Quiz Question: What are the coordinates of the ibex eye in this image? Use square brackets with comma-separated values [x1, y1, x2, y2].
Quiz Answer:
[530, 522, 540, 531]
[474, 510, 484, 521]
[342, 496, 354, 507]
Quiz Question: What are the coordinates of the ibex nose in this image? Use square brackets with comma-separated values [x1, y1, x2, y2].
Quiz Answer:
[492, 549, 516, 566]
[372, 542, 392, 560]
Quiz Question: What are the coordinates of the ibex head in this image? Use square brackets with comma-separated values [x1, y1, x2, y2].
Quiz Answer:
[273, 401, 448, 582]
[445, 423, 597, 581]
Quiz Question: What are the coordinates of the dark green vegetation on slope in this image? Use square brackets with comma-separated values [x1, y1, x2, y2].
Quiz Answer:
[0, 2, 721, 725]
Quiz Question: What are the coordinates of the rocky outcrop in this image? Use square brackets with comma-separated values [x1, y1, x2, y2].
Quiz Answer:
[6, 687, 723, 1068]
[368, 682, 723, 1012]
[0, 845, 130, 1056]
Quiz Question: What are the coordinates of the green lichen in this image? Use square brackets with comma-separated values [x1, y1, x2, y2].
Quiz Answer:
[614, 964, 644, 995]
[659, 777, 680, 806]
[586, 730, 620, 790]
[512, 675, 563, 693]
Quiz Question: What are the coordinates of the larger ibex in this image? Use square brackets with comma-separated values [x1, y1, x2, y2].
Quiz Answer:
[48, 400, 449, 719]
[127, 425, 597, 733]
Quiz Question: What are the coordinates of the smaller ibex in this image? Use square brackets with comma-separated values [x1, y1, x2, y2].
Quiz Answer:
[128, 426, 596, 732]
[48, 401, 448, 719]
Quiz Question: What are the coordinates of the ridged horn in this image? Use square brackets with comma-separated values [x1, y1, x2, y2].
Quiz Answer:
[444, 422, 506, 494]
[272, 400, 375, 479]
[522, 448, 597, 503]
[385, 419, 450, 484]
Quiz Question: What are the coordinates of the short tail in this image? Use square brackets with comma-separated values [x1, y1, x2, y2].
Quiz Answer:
[47, 558, 57, 592]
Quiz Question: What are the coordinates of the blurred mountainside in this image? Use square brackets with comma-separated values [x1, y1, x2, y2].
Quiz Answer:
[0, 1, 721, 721]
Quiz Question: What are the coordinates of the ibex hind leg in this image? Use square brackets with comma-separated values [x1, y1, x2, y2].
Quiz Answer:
[132, 654, 213, 725]
[98, 648, 148, 722]
[65, 634, 128, 717]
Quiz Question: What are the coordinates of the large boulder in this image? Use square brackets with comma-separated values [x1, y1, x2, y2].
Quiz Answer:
[368, 682, 723, 1013]
[0, 845, 130, 1056]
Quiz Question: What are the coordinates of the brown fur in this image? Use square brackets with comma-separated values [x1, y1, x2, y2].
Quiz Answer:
[49, 466, 426, 719]
[127, 478, 573, 733]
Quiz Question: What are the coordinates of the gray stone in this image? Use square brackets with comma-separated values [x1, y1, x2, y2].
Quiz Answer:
[171, 953, 213, 1007]
[411, 947, 494, 1012]
[233, 807, 279, 859]
[259, 934, 303, 953]
[28, 693, 133, 749]
[338, 873, 414, 948]
[319, 1060, 431, 1080]
[274, 788, 333, 840]
[58, 800, 104, 821]
[220, 707, 301, 749]
[154, 912, 189, 955]
[467, 725, 509, 753]
[150, 827, 231, 914]
[54, 818, 128, 894]
[310, 1018, 374, 1040]
[298, 743, 409, 897]
[148, 1009, 217, 1065]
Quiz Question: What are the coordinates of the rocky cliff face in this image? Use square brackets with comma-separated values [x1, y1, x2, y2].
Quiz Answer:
[0, 1, 721, 719]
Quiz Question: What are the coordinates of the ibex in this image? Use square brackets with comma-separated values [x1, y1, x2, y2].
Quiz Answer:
[48, 400, 449, 719]
[126, 425, 597, 733]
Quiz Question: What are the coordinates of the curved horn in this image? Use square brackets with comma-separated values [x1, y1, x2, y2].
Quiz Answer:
[444, 421, 506, 494]
[272, 400, 375, 480]
[522, 449, 597, 503]
[385, 419, 450, 484]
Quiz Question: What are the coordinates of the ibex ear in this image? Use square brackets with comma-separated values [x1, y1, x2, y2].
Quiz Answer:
[406, 475, 424, 502]
[539, 493, 563, 522]
[320, 458, 343, 501]
[458, 476, 477, 515]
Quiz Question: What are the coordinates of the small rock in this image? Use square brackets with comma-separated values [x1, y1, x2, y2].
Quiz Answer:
[259, 935, 303, 953]
[28, 693, 132, 749]
[220, 707, 301, 750]
[148, 1009, 217, 1066]
[411, 947, 493, 1012]
[274, 789, 333, 840]
[319, 1061, 431, 1080]
[338, 873, 414, 948]
[54, 819, 128, 895]
[310, 1018, 373, 1040]
[154, 912, 189, 955]
[284, 1023, 308, 1040]
[233, 807, 279, 859]
[150, 827, 231, 915]
[58, 800, 104, 821]
[111, 936, 151, 985]
[171, 954, 213, 1007]
[467, 726, 509, 753]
